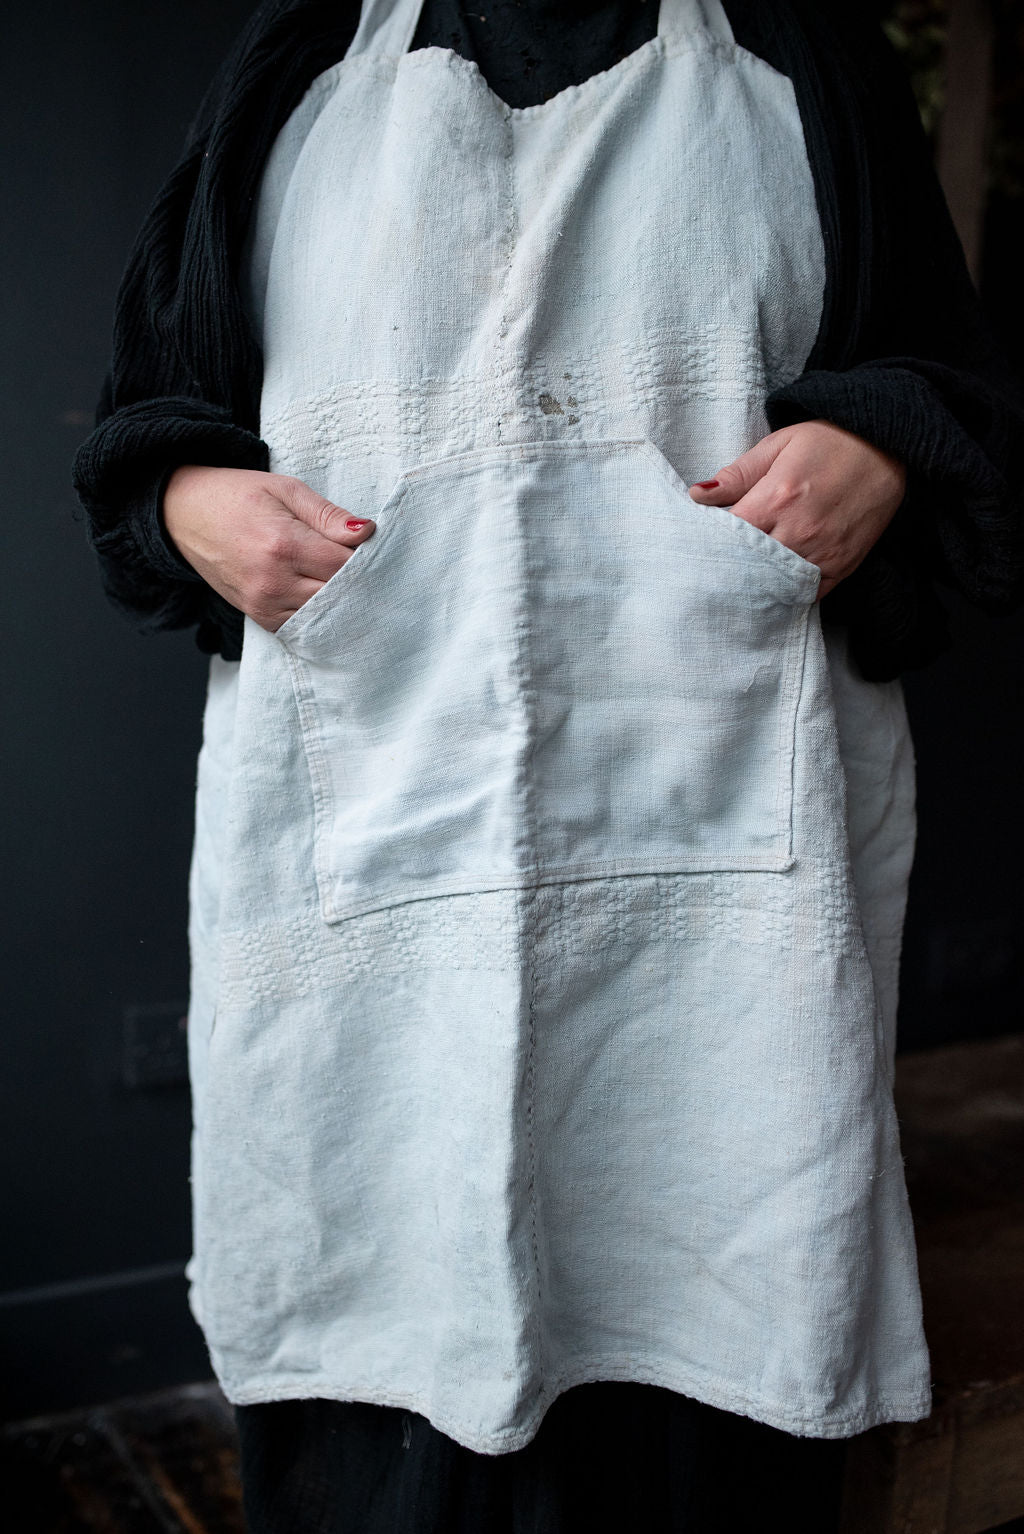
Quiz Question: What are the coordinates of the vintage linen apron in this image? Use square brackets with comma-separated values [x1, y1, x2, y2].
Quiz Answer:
[184, 0, 933, 1450]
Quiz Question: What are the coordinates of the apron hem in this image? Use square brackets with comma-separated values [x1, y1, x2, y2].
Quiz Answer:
[212, 1357, 933, 1453]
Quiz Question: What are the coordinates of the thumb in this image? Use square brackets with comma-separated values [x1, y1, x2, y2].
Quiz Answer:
[688, 429, 789, 505]
[276, 474, 355, 543]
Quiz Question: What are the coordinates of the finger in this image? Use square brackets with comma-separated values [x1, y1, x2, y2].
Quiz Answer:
[812, 563, 848, 604]
[720, 480, 783, 537]
[288, 514, 376, 580]
[251, 574, 329, 634]
[276, 474, 369, 545]
[687, 429, 791, 506]
[267, 552, 359, 630]
[281, 574, 330, 613]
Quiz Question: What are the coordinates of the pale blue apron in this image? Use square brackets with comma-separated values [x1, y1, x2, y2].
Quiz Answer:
[184, 0, 932, 1451]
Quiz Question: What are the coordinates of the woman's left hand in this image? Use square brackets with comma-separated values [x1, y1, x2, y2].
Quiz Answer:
[687, 419, 907, 600]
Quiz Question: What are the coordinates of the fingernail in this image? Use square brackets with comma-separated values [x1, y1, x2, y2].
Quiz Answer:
[345, 518, 372, 529]
[694, 480, 720, 490]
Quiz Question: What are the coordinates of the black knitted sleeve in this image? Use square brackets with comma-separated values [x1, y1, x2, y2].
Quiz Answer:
[741, 0, 1024, 678]
[71, 386, 270, 657]
[70, 1, 362, 661]
[69, 1, 276, 660]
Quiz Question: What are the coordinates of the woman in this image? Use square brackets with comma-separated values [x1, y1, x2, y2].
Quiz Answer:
[73, 0, 1024, 1529]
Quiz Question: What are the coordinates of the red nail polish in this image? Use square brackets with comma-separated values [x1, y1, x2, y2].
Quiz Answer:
[695, 480, 720, 490]
[346, 518, 371, 529]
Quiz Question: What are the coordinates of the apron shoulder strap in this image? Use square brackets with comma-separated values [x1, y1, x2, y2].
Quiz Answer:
[658, 0, 736, 44]
[345, 0, 425, 61]
[347, 0, 735, 63]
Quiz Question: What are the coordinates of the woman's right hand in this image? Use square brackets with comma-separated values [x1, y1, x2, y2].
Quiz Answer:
[162, 465, 376, 632]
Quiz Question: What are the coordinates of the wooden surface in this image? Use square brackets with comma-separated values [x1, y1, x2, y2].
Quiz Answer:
[3, 1383, 245, 1534]
[841, 1034, 1024, 1534]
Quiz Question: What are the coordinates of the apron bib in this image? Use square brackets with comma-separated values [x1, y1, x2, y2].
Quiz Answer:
[184, 0, 931, 1449]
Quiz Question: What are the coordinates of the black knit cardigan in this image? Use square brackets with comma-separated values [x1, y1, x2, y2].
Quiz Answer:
[71, 0, 1024, 681]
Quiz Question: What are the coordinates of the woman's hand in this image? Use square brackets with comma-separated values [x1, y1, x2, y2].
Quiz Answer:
[687, 420, 906, 600]
[162, 465, 376, 631]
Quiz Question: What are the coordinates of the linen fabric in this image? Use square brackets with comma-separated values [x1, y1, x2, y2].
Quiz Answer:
[69, 0, 1024, 684]
[183, 0, 931, 1453]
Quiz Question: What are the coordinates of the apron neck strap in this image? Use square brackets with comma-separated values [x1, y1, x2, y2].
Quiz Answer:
[345, 0, 426, 62]
[658, 0, 735, 44]
[344, 0, 737, 63]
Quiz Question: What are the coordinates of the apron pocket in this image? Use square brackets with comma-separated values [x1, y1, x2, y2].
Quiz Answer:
[276, 438, 819, 923]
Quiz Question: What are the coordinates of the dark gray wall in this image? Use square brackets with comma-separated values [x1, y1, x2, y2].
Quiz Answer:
[1, 0, 253, 1419]
[899, 598, 1024, 1048]
[1, 0, 1021, 1420]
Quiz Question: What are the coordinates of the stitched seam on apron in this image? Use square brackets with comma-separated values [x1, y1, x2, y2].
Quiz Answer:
[774, 606, 813, 858]
[495, 103, 516, 444]
[509, 464, 545, 1373]
[524, 892, 542, 1358]
[282, 649, 336, 921]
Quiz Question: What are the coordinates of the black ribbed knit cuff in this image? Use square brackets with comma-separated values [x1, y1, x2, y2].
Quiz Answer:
[71, 397, 271, 642]
[765, 364, 1023, 612]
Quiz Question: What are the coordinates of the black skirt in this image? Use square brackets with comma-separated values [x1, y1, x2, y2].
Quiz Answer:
[234, 1382, 847, 1533]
